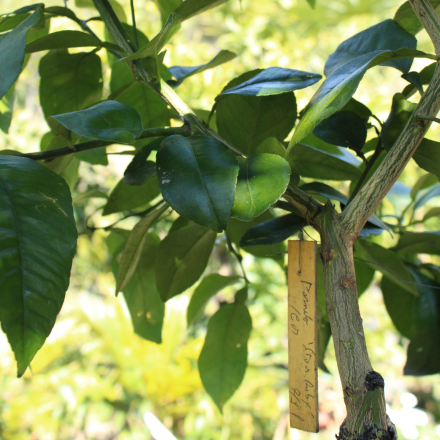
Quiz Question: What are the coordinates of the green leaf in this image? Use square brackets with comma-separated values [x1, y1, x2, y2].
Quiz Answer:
[394, 232, 440, 256]
[239, 213, 303, 246]
[232, 154, 291, 221]
[115, 82, 171, 129]
[394, 1, 440, 35]
[227, 211, 285, 261]
[381, 276, 414, 339]
[153, 0, 183, 24]
[355, 240, 418, 295]
[404, 269, 440, 376]
[424, 207, 440, 221]
[0, 83, 15, 134]
[413, 139, 440, 179]
[313, 111, 367, 152]
[72, 189, 108, 204]
[157, 135, 239, 232]
[198, 302, 252, 411]
[414, 184, 440, 210]
[48, 101, 143, 145]
[187, 274, 242, 326]
[381, 93, 417, 150]
[39, 50, 103, 119]
[289, 143, 361, 181]
[175, 0, 229, 20]
[0, 8, 42, 100]
[124, 144, 156, 186]
[410, 173, 438, 200]
[103, 177, 161, 216]
[75, 146, 109, 166]
[168, 50, 237, 86]
[325, 19, 417, 76]
[217, 93, 297, 156]
[217, 67, 321, 98]
[355, 258, 375, 295]
[0, 156, 77, 376]
[402, 71, 424, 95]
[122, 13, 182, 62]
[119, 234, 165, 344]
[155, 224, 217, 301]
[305, 0, 316, 8]
[115, 205, 168, 294]
[25, 30, 101, 53]
[287, 48, 434, 150]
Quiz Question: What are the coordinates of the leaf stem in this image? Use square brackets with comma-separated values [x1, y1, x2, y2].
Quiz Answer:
[226, 234, 250, 284]
[21, 126, 190, 161]
[346, 138, 384, 206]
[130, 0, 138, 48]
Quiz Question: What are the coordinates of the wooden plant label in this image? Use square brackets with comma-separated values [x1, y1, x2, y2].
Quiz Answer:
[287, 240, 319, 433]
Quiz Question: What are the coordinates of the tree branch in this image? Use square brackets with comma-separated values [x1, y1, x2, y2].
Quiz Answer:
[282, 184, 323, 232]
[410, 0, 440, 56]
[341, 0, 440, 238]
[22, 126, 190, 161]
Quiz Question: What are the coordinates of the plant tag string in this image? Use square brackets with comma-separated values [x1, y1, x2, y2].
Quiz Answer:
[287, 208, 319, 433]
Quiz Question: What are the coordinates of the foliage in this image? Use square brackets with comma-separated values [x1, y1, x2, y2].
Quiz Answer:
[1, 0, 440, 432]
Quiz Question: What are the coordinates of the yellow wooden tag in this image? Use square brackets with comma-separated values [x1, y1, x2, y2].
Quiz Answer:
[287, 240, 319, 433]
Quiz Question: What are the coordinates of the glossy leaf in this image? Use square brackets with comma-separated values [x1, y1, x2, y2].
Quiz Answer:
[381, 93, 417, 150]
[102, 177, 161, 216]
[155, 224, 217, 301]
[175, 0, 229, 21]
[0, 8, 42, 100]
[239, 214, 303, 246]
[75, 147, 109, 166]
[355, 240, 417, 295]
[157, 135, 238, 232]
[122, 235, 164, 344]
[39, 50, 103, 119]
[0, 156, 77, 376]
[198, 302, 252, 412]
[169, 50, 237, 86]
[394, 232, 440, 256]
[187, 274, 242, 325]
[115, 205, 168, 294]
[48, 101, 143, 145]
[217, 93, 297, 156]
[232, 154, 291, 221]
[289, 143, 361, 181]
[413, 139, 440, 179]
[288, 48, 434, 150]
[72, 190, 108, 204]
[424, 207, 440, 221]
[227, 211, 285, 262]
[325, 19, 417, 76]
[124, 145, 156, 186]
[394, 1, 440, 35]
[313, 111, 367, 152]
[381, 276, 414, 339]
[122, 13, 182, 61]
[404, 270, 440, 376]
[217, 67, 321, 98]
[414, 184, 440, 210]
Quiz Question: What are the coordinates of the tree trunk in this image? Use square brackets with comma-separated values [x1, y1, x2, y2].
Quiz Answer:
[319, 202, 396, 439]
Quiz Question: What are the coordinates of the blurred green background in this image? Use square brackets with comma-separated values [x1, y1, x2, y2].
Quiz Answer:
[1, 0, 440, 439]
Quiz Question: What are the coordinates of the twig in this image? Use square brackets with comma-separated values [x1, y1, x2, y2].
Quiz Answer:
[21, 126, 190, 162]
[130, 0, 138, 48]
[226, 234, 250, 284]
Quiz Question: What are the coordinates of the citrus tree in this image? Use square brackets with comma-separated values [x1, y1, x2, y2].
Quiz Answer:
[1, 0, 440, 438]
